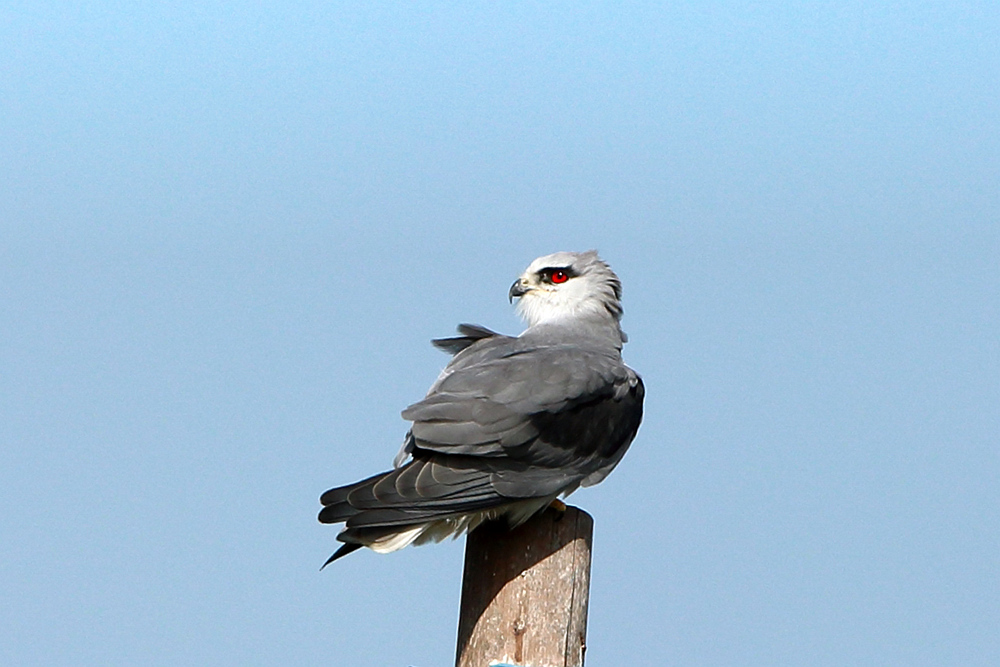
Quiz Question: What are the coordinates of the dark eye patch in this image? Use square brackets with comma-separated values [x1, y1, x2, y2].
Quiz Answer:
[537, 266, 577, 284]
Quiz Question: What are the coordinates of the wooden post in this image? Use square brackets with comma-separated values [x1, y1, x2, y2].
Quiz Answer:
[455, 506, 594, 667]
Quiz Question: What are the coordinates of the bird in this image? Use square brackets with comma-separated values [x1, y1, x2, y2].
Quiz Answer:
[318, 251, 644, 566]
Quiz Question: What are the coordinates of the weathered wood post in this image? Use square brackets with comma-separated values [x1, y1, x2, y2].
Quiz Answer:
[455, 506, 594, 667]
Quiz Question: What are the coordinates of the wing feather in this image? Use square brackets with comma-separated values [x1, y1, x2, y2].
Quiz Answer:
[319, 326, 644, 560]
[403, 344, 631, 461]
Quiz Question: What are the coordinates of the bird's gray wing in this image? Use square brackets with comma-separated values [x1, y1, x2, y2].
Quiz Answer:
[319, 335, 643, 558]
[401, 341, 643, 490]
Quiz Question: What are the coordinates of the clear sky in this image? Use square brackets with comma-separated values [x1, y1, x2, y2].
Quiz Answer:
[2, 2, 998, 666]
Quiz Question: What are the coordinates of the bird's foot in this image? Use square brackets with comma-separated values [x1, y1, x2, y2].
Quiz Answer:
[548, 498, 568, 520]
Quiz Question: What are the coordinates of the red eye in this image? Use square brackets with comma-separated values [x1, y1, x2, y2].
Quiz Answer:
[551, 270, 568, 284]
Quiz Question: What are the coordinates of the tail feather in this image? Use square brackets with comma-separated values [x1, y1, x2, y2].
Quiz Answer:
[320, 543, 363, 569]
[318, 454, 561, 564]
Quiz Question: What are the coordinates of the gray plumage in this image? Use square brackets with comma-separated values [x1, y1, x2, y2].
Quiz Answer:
[319, 251, 644, 565]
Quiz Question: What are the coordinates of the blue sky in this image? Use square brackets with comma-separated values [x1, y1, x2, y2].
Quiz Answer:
[2, 2, 998, 666]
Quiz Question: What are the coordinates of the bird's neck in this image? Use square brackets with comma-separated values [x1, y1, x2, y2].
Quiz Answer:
[521, 312, 627, 350]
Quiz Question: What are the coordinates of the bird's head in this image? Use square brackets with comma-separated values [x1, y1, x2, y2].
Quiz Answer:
[509, 250, 624, 331]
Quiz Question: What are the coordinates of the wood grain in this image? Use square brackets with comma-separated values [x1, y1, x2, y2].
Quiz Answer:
[455, 506, 593, 667]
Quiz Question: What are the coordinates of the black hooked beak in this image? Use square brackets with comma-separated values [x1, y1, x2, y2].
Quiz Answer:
[509, 279, 529, 303]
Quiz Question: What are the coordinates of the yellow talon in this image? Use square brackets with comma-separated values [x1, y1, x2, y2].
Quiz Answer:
[548, 498, 568, 514]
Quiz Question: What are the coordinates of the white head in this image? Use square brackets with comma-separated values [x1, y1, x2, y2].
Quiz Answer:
[508, 250, 625, 336]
